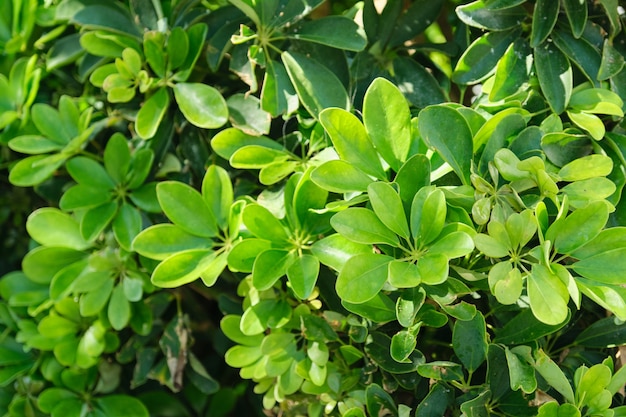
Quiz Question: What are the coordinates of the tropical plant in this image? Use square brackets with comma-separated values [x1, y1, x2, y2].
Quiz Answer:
[1, 0, 626, 416]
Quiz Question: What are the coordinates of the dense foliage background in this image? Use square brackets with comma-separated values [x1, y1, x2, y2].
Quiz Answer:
[1, 0, 626, 416]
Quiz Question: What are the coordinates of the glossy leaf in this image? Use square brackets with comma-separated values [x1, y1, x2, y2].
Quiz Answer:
[552, 201, 609, 254]
[157, 181, 218, 238]
[331, 208, 399, 246]
[530, 0, 558, 47]
[319, 108, 385, 179]
[26, 208, 90, 250]
[528, 264, 569, 325]
[457, 1, 527, 31]
[452, 311, 488, 372]
[135, 88, 169, 139]
[151, 249, 215, 287]
[282, 51, 349, 118]
[336, 253, 393, 304]
[286, 254, 319, 299]
[534, 41, 572, 114]
[173, 83, 228, 129]
[252, 249, 295, 291]
[562, 0, 588, 38]
[310, 160, 373, 193]
[418, 106, 473, 185]
[453, 29, 520, 85]
[368, 182, 410, 240]
[363, 77, 411, 171]
[290, 16, 366, 51]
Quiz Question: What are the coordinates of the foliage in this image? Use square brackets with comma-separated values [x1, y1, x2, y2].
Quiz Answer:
[1, 0, 626, 416]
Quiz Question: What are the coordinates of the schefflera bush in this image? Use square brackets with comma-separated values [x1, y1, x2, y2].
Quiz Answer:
[205, 76, 626, 416]
[2, 1, 626, 417]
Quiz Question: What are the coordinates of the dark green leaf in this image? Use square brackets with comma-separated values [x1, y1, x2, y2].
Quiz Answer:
[282, 51, 349, 118]
[562, 0, 587, 38]
[157, 181, 218, 238]
[290, 16, 366, 51]
[457, 1, 527, 31]
[453, 29, 520, 85]
[530, 0, 558, 47]
[534, 41, 572, 114]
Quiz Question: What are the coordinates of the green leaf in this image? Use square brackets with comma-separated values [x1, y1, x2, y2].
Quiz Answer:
[243, 204, 289, 243]
[552, 30, 601, 85]
[65, 156, 115, 190]
[418, 106, 473, 185]
[8, 135, 64, 154]
[167, 27, 188, 71]
[31, 103, 70, 145]
[552, 201, 609, 254]
[103, 133, 131, 185]
[452, 29, 520, 85]
[157, 181, 218, 238]
[331, 208, 399, 246]
[286, 254, 319, 299]
[80, 279, 114, 316]
[572, 247, 626, 285]
[396, 287, 426, 327]
[457, 1, 527, 31]
[113, 203, 142, 252]
[199, 250, 228, 287]
[311, 160, 373, 193]
[575, 316, 626, 347]
[227, 93, 271, 136]
[452, 311, 488, 372]
[388, 260, 421, 288]
[202, 165, 233, 230]
[558, 154, 613, 181]
[562, 0, 588, 38]
[72, 5, 141, 38]
[230, 146, 290, 169]
[568, 88, 623, 116]
[136, 88, 169, 139]
[534, 41, 573, 114]
[598, 39, 625, 80]
[363, 77, 411, 170]
[417, 253, 449, 285]
[290, 16, 366, 51]
[414, 382, 454, 416]
[319, 107, 385, 179]
[9, 154, 67, 187]
[429, 232, 475, 259]
[530, 0, 558, 47]
[533, 349, 576, 404]
[227, 238, 272, 272]
[490, 39, 531, 101]
[261, 59, 298, 117]
[393, 57, 447, 108]
[151, 249, 215, 288]
[95, 395, 149, 417]
[282, 51, 349, 118]
[310, 234, 372, 271]
[26, 208, 91, 250]
[60, 185, 112, 210]
[343, 293, 397, 323]
[80, 202, 118, 241]
[173, 83, 228, 129]
[411, 188, 446, 245]
[394, 154, 431, 206]
[108, 284, 130, 330]
[368, 182, 410, 240]
[336, 253, 393, 304]
[22, 247, 86, 285]
[252, 249, 295, 291]
[528, 264, 569, 325]
[365, 384, 398, 417]
[505, 347, 537, 394]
